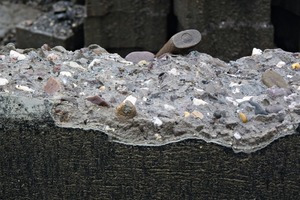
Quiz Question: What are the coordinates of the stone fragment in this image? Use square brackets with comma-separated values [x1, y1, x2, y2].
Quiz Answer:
[44, 77, 61, 94]
[47, 53, 60, 61]
[116, 100, 137, 121]
[184, 111, 190, 117]
[9, 50, 27, 60]
[251, 48, 262, 55]
[86, 95, 110, 107]
[125, 51, 155, 63]
[137, 60, 149, 67]
[265, 105, 284, 113]
[123, 95, 137, 105]
[67, 61, 86, 71]
[193, 98, 208, 106]
[52, 46, 67, 53]
[191, 110, 204, 119]
[238, 112, 248, 123]
[291, 63, 300, 70]
[234, 132, 242, 140]
[15, 85, 34, 92]
[276, 61, 286, 68]
[248, 100, 268, 115]
[88, 44, 108, 55]
[0, 78, 9, 86]
[266, 87, 290, 99]
[59, 71, 72, 77]
[261, 69, 288, 88]
[88, 59, 101, 69]
[152, 117, 163, 127]
[164, 104, 176, 111]
[168, 68, 180, 76]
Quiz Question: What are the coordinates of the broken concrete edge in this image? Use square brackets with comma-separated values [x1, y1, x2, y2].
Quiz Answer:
[1, 93, 296, 154]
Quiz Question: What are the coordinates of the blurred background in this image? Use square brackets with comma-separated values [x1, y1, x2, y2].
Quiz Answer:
[0, 0, 299, 61]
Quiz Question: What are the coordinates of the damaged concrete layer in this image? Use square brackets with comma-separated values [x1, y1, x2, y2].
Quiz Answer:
[0, 45, 299, 153]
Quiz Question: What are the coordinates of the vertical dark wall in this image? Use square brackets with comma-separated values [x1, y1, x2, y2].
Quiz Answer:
[1, 119, 300, 199]
[271, 0, 300, 52]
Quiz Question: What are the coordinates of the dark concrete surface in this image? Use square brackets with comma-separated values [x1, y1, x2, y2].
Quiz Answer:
[1, 115, 300, 199]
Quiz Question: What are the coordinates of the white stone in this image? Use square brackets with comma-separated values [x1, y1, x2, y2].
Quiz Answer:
[46, 53, 60, 61]
[234, 132, 242, 140]
[193, 98, 208, 106]
[154, 133, 162, 140]
[229, 82, 240, 87]
[0, 55, 5, 60]
[66, 61, 86, 71]
[152, 117, 163, 127]
[88, 59, 101, 69]
[10, 50, 27, 60]
[59, 71, 72, 77]
[143, 79, 152, 85]
[226, 96, 238, 106]
[15, 85, 34, 92]
[168, 68, 180, 76]
[194, 88, 204, 92]
[232, 87, 240, 94]
[251, 48, 262, 56]
[164, 104, 176, 110]
[276, 61, 286, 68]
[124, 95, 137, 105]
[236, 96, 253, 104]
[0, 78, 9, 86]
[138, 60, 149, 67]
[104, 125, 115, 132]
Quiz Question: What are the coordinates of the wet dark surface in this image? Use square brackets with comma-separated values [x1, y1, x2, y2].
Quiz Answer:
[0, 44, 299, 153]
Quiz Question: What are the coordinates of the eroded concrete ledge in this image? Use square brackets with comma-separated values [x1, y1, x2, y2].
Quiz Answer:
[0, 45, 299, 154]
[0, 44, 300, 198]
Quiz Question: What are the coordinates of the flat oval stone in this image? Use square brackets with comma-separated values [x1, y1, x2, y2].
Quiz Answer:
[261, 69, 288, 88]
[125, 51, 154, 63]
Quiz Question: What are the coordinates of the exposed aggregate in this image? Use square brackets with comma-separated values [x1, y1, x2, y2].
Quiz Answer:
[0, 44, 300, 153]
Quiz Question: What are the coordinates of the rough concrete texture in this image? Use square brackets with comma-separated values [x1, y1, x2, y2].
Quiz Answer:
[0, 44, 300, 198]
[84, 0, 171, 54]
[174, 0, 274, 61]
[0, 44, 299, 153]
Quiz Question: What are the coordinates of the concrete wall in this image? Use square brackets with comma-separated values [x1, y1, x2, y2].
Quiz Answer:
[1, 117, 300, 199]
[85, 0, 171, 56]
[174, 0, 274, 61]
[85, 0, 274, 60]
